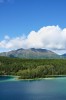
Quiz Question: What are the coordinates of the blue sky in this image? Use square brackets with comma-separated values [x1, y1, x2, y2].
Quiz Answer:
[0, 0, 66, 54]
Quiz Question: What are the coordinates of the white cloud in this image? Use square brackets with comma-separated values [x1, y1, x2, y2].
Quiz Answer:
[4, 35, 10, 40]
[0, 25, 66, 54]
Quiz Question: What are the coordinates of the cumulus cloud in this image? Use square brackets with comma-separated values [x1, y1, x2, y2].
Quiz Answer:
[0, 25, 66, 54]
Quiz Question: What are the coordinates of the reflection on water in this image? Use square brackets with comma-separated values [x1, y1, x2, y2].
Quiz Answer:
[0, 76, 66, 100]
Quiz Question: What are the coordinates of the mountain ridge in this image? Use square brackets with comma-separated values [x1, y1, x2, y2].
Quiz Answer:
[0, 48, 63, 59]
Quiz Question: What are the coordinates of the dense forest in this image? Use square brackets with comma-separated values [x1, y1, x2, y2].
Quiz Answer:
[0, 56, 66, 79]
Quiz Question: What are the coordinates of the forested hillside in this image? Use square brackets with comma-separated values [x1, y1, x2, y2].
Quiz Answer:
[0, 56, 66, 79]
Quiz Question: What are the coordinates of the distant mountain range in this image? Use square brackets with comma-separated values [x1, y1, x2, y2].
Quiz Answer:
[0, 48, 65, 59]
[62, 54, 66, 58]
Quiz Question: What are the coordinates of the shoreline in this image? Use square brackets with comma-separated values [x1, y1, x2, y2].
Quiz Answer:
[0, 75, 20, 82]
[18, 75, 66, 81]
[0, 75, 66, 81]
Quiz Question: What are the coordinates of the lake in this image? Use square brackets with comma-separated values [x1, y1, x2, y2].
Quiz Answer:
[0, 76, 66, 100]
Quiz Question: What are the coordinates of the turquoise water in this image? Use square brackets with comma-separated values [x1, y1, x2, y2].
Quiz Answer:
[0, 75, 16, 82]
[0, 76, 66, 100]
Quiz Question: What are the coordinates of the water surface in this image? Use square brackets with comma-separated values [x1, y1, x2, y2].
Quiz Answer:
[0, 76, 66, 100]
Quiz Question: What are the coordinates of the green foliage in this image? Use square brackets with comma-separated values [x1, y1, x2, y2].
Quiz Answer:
[0, 56, 66, 79]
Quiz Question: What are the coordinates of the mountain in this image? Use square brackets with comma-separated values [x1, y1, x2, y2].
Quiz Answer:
[0, 48, 61, 59]
[61, 54, 66, 58]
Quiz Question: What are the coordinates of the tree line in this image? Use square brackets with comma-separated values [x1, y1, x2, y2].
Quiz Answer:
[0, 56, 66, 79]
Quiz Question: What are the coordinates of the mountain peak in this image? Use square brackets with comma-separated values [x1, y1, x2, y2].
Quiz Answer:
[30, 48, 48, 52]
[0, 48, 61, 59]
